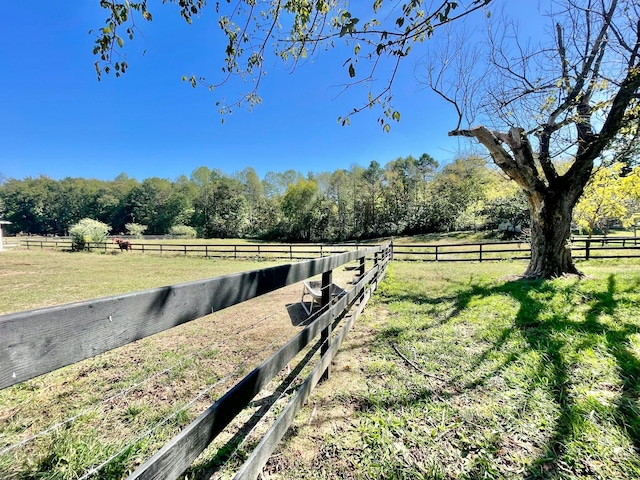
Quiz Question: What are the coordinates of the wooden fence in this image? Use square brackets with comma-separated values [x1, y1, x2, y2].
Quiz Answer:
[20, 236, 640, 263]
[391, 236, 640, 262]
[0, 243, 392, 479]
[20, 238, 361, 260]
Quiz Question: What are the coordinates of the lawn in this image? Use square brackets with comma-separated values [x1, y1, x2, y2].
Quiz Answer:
[0, 248, 287, 314]
[264, 259, 640, 479]
[2, 249, 640, 479]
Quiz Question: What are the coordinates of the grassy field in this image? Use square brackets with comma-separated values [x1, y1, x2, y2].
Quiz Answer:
[265, 259, 640, 479]
[0, 248, 289, 315]
[0, 249, 303, 479]
[2, 248, 640, 479]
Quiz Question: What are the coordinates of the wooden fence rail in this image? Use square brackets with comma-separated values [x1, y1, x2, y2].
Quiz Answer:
[20, 239, 361, 260]
[391, 236, 640, 262]
[1, 242, 392, 480]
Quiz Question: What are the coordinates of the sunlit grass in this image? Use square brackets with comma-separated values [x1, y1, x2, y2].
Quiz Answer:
[271, 259, 640, 479]
[0, 248, 287, 314]
[0, 248, 296, 479]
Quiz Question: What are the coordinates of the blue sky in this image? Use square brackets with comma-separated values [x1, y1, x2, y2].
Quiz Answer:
[0, 1, 541, 182]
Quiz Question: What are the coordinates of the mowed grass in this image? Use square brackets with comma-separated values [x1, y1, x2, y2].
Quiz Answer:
[0, 248, 297, 479]
[0, 248, 284, 314]
[3, 248, 640, 479]
[268, 259, 640, 479]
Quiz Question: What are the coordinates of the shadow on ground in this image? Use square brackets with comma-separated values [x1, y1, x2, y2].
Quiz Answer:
[348, 271, 640, 478]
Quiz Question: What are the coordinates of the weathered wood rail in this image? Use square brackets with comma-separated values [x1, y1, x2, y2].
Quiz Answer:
[0, 242, 392, 479]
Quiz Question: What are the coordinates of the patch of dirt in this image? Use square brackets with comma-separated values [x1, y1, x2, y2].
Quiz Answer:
[262, 302, 388, 477]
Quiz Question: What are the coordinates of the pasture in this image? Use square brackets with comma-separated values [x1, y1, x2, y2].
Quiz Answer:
[266, 258, 640, 479]
[0, 249, 320, 478]
[2, 248, 640, 478]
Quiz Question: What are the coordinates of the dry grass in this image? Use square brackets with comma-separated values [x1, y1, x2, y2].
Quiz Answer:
[0, 248, 356, 479]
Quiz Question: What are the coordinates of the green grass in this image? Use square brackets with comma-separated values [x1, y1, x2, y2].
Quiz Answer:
[0, 248, 286, 314]
[0, 248, 295, 479]
[4, 248, 640, 479]
[269, 259, 640, 479]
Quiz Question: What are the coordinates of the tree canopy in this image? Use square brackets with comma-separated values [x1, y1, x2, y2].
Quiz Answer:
[0, 156, 524, 240]
[93, 0, 492, 129]
[88, 0, 640, 279]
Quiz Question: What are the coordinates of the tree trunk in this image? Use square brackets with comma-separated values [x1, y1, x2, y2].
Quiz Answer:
[524, 191, 582, 279]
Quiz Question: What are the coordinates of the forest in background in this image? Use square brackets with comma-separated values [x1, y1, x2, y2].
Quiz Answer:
[0, 154, 636, 241]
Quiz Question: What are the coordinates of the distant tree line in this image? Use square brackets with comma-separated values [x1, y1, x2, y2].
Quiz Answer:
[1, 155, 634, 242]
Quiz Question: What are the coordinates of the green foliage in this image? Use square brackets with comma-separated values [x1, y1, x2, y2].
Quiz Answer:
[92, 0, 493, 128]
[169, 224, 197, 238]
[191, 171, 249, 238]
[280, 179, 321, 241]
[574, 163, 640, 236]
[0, 155, 544, 242]
[125, 222, 147, 238]
[69, 218, 110, 251]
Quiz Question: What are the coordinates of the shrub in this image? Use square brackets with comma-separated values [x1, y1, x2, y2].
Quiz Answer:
[69, 218, 110, 251]
[169, 225, 197, 238]
[125, 223, 147, 239]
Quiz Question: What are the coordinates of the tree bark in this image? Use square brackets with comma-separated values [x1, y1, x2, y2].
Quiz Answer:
[524, 190, 581, 279]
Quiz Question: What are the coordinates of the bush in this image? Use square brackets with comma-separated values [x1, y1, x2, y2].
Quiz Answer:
[125, 223, 147, 239]
[69, 218, 110, 251]
[169, 225, 197, 238]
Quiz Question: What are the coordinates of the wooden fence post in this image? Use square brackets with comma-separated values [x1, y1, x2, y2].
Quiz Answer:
[585, 240, 591, 260]
[435, 245, 439, 261]
[320, 269, 333, 382]
[479, 244, 483, 262]
[290, 245, 293, 261]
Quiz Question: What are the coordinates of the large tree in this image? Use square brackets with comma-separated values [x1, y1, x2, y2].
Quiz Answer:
[430, 0, 640, 278]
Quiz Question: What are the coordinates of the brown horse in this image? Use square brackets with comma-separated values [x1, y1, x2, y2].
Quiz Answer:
[113, 237, 132, 251]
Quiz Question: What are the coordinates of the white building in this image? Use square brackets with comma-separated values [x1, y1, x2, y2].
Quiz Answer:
[0, 220, 11, 251]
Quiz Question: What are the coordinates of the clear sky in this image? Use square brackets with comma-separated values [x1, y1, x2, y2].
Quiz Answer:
[0, 1, 542, 182]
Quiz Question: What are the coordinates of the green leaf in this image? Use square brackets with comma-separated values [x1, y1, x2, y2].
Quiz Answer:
[117, 36, 124, 48]
[383, 124, 391, 133]
[348, 63, 356, 78]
